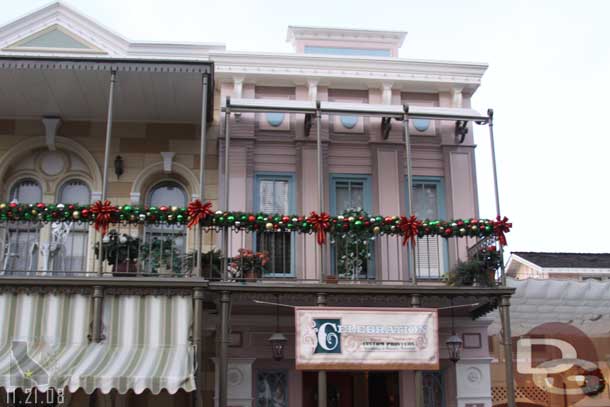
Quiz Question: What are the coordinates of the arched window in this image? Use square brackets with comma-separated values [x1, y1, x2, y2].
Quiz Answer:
[10, 179, 42, 203]
[143, 181, 188, 275]
[58, 179, 91, 204]
[148, 181, 187, 208]
[4, 179, 43, 274]
[51, 180, 91, 274]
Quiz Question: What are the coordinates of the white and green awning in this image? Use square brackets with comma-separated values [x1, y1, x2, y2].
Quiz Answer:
[0, 292, 195, 394]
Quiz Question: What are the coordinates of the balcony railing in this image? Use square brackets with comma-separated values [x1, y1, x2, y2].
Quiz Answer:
[0, 202, 508, 283]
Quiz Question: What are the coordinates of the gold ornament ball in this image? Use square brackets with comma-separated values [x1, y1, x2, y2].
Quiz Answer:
[265, 222, 274, 231]
[0, 203, 5, 209]
[72, 211, 80, 220]
[171, 206, 178, 212]
[348, 216, 355, 222]
[373, 226, 381, 234]
[31, 209, 38, 216]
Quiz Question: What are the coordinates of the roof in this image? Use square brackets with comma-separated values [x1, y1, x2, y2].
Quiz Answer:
[489, 277, 610, 337]
[512, 252, 610, 268]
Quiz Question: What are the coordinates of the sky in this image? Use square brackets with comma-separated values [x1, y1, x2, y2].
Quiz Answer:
[4, 0, 610, 253]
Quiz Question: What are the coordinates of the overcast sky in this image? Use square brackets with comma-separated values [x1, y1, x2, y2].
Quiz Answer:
[5, 0, 610, 253]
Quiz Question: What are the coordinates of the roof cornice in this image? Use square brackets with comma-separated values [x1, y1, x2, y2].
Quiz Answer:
[210, 50, 488, 92]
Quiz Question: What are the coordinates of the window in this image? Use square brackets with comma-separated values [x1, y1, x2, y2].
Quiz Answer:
[407, 177, 447, 279]
[304, 46, 391, 57]
[256, 370, 288, 407]
[51, 180, 91, 274]
[255, 174, 295, 276]
[144, 181, 188, 275]
[330, 175, 374, 279]
[10, 179, 42, 203]
[4, 179, 43, 274]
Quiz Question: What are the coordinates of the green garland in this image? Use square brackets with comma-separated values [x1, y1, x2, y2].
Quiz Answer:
[0, 202, 501, 240]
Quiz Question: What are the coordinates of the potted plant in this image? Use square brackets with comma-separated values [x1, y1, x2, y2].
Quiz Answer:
[229, 248, 269, 281]
[444, 245, 501, 287]
[184, 249, 224, 279]
[95, 230, 139, 276]
[139, 237, 185, 275]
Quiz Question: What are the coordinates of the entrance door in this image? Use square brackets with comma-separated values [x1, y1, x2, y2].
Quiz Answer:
[302, 372, 398, 407]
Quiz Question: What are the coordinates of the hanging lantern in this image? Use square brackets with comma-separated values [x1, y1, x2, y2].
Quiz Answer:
[446, 334, 463, 363]
[268, 294, 287, 361]
[268, 332, 288, 361]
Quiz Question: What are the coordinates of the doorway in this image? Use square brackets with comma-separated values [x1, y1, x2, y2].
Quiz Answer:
[302, 371, 399, 407]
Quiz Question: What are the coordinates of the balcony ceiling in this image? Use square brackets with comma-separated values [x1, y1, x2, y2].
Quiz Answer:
[0, 58, 211, 123]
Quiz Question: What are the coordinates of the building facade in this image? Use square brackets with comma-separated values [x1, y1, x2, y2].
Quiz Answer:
[0, 3, 515, 407]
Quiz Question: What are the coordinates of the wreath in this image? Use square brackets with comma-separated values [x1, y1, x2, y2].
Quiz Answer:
[581, 368, 606, 397]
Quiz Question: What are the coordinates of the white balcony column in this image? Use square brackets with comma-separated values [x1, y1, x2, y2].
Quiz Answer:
[451, 87, 463, 108]
[455, 358, 493, 407]
[382, 82, 393, 105]
[308, 79, 319, 101]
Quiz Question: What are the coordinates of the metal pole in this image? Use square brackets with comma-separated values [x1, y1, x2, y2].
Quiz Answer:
[316, 101, 325, 282]
[101, 70, 116, 202]
[218, 291, 231, 407]
[222, 97, 231, 281]
[500, 295, 516, 407]
[411, 294, 423, 407]
[91, 286, 104, 342]
[91, 71, 116, 342]
[403, 106, 417, 285]
[193, 288, 205, 407]
[317, 292, 327, 407]
[195, 76, 209, 277]
[487, 109, 507, 286]
[97, 70, 117, 277]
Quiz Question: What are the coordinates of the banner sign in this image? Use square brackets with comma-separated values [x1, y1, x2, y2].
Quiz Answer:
[295, 307, 438, 370]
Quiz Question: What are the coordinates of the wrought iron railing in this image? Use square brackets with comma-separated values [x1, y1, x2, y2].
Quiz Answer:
[0, 202, 508, 283]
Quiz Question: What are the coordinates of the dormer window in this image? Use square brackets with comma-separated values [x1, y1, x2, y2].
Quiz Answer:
[287, 26, 406, 57]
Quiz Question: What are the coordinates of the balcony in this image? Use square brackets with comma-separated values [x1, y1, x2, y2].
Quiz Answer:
[0, 202, 507, 285]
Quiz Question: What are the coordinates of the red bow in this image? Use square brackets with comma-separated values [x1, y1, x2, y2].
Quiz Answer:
[187, 200, 213, 229]
[90, 200, 118, 236]
[399, 215, 421, 246]
[307, 211, 331, 245]
[493, 216, 512, 246]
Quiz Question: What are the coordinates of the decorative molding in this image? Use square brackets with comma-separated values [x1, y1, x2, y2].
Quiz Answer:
[42, 116, 62, 151]
[0, 2, 223, 58]
[0, 285, 91, 295]
[160, 151, 175, 173]
[104, 287, 193, 296]
[212, 52, 488, 92]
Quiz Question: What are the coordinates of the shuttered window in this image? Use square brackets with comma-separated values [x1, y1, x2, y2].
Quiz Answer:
[255, 174, 294, 276]
[409, 178, 446, 279]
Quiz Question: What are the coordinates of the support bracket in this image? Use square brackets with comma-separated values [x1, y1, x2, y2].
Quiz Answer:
[381, 117, 392, 139]
[304, 113, 313, 137]
[455, 120, 468, 144]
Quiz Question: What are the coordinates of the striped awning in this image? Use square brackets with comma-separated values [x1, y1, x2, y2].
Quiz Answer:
[0, 292, 195, 394]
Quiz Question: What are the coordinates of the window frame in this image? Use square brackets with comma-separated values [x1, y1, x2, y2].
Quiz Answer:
[405, 176, 449, 278]
[254, 172, 296, 277]
[329, 174, 374, 279]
